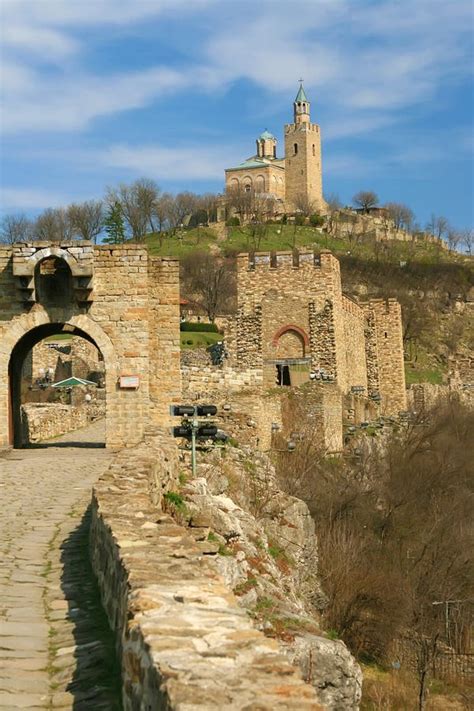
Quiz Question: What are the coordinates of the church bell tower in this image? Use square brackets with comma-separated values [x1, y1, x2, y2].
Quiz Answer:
[284, 82, 324, 213]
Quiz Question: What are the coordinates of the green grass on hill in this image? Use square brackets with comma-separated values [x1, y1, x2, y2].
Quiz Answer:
[180, 331, 222, 349]
[405, 364, 444, 386]
[146, 227, 218, 257]
[145, 224, 465, 268]
[44, 334, 73, 342]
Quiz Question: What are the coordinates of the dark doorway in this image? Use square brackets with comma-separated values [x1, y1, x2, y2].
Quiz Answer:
[276, 364, 291, 386]
[8, 323, 102, 448]
[35, 257, 73, 306]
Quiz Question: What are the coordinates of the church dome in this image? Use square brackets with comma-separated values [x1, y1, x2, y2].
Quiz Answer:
[259, 129, 275, 140]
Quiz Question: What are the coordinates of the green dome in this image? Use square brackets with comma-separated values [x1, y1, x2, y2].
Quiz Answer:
[259, 129, 275, 140]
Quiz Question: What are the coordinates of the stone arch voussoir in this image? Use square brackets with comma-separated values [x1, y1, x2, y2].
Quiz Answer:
[26, 247, 80, 276]
[272, 323, 310, 348]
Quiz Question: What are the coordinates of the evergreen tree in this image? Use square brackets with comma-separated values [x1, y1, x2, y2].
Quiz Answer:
[103, 201, 126, 244]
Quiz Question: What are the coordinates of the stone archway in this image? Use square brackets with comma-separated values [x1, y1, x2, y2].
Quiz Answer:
[272, 324, 309, 358]
[1, 313, 118, 448]
[1, 241, 182, 451]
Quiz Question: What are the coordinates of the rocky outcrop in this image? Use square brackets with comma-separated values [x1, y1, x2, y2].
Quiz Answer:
[181, 445, 362, 710]
[289, 635, 363, 710]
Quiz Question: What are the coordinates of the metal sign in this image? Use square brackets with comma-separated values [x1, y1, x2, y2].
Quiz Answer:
[119, 375, 140, 389]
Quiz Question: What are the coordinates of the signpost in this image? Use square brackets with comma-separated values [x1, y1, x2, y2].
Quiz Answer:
[170, 404, 221, 476]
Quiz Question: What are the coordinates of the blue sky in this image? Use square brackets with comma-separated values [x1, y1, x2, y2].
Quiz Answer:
[1, 0, 473, 230]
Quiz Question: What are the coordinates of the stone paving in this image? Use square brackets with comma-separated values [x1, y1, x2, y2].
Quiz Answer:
[0, 420, 122, 710]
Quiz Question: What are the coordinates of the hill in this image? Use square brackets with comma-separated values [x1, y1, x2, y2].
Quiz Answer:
[146, 224, 473, 387]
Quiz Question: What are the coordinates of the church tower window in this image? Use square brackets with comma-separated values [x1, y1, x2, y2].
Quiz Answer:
[294, 143, 298, 155]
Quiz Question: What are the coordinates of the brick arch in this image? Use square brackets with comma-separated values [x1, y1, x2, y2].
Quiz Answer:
[25, 247, 82, 276]
[272, 324, 309, 348]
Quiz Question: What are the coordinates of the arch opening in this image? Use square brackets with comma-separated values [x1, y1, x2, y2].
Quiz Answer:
[8, 323, 105, 448]
[35, 257, 73, 307]
[272, 325, 310, 387]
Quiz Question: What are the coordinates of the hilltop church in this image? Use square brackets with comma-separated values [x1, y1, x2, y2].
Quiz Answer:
[224, 83, 325, 214]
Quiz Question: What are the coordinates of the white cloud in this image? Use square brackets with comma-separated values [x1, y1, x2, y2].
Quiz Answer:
[1, 0, 213, 28]
[2, 66, 190, 133]
[1, 0, 472, 155]
[2, 24, 79, 59]
[101, 143, 239, 181]
[0, 187, 73, 210]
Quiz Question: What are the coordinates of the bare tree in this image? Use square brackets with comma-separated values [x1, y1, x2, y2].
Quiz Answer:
[166, 191, 199, 232]
[181, 252, 235, 322]
[275, 397, 474, 677]
[151, 192, 173, 245]
[226, 185, 254, 222]
[106, 178, 161, 241]
[293, 192, 315, 218]
[426, 213, 449, 239]
[324, 193, 342, 212]
[0, 214, 33, 243]
[198, 192, 219, 223]
[352, 190, 379, 213]
[384, 202, 415, 232]
[34, 208, 73, 242]
[67, 200, 104, 242]
[446, 227, 461, 252]
[461, 228, 473, 255]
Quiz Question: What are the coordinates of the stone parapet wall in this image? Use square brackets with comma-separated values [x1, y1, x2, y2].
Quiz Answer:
[182, 364, 263, 394]
[407, 383, 473, 412]
[330, 209, 449, 249]
[21, 402, 91, 443]
[89, 436, 323, 710]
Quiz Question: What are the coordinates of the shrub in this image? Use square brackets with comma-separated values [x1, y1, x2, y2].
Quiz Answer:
[294, 214, 306, 226]
[226, 216, 240, 226]
[180, 321, 219, 332]
[309, 213, 325, 227]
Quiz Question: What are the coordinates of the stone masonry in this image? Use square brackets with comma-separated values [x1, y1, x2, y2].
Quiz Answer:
[0, 242, 181, 449]
[233, 249, 406, 416]
[90, 430, 324, 710]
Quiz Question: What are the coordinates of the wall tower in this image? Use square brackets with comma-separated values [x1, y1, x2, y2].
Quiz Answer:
[284, 82, 324, 213]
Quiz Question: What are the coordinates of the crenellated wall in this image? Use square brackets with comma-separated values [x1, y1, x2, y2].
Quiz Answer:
[232, 249, 406, 415]
[0, 242, 181, 449]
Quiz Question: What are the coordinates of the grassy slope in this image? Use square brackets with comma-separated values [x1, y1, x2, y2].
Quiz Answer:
[180, 331, 222, 349]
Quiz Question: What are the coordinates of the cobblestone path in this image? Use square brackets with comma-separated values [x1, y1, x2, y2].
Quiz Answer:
[0, 421, 122, 710]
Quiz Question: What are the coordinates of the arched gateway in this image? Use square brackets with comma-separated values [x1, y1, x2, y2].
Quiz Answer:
[0, 242, 181, 449]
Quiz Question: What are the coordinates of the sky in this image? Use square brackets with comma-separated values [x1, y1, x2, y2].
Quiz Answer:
[1, 0, 473, 231]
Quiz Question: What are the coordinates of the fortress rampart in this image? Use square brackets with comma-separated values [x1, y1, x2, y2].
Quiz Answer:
[0, 242, 181, 448]
[232, 250, 406, 415]
[90, 431, 323, 710]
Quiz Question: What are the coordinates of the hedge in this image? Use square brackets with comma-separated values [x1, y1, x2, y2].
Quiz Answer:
[180, 322, 219, 333]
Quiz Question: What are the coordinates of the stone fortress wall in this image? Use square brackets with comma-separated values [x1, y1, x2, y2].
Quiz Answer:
[181, 248, 406, 453]
[23, 335, 103, 384]
[232, 249, 406, 415]
[0, 242, 181, 449]
[329, 208, 449, 248]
